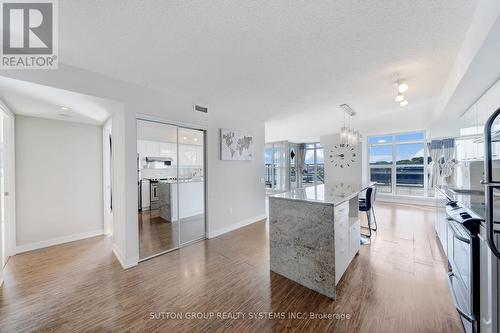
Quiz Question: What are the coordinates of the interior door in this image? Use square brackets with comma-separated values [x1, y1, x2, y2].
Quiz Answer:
[178, 127, 205, 244]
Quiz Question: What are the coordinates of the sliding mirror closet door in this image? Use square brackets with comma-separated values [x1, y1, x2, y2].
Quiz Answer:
[137, 120, 179, 260]
[178, 128, 205, 244]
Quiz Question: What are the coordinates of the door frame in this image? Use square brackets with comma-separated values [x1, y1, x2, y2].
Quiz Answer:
[103, 118, 113, 236]
[0, 102, 16, 259]
[135, 114, 208, 262]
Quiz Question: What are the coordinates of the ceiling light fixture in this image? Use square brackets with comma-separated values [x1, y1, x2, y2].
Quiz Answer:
[60, 106, 70, 111]
[394, 79, 409, 107]
[183, 136, 187, 140]
[339, 104, 360, 146]
[397, 81, 408, 93]
[194, 138, 198, 142]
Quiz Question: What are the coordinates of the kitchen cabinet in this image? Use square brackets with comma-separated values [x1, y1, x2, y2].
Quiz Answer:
[138, 140, 203, 167]
[435, 188, 448, 255]
[334, 201, 361, 284]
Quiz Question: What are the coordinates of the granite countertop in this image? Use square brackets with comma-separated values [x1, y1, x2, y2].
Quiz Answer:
[157, 178, 204, 184]
[270, 182, 374, 206]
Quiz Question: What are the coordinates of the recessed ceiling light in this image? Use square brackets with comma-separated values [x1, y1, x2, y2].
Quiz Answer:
[60, 106, 70, 111]
[395, 93, 404, 102]
[400, 100, 408, 107]
[183, 136, 187, 140]
[194, 138, 198, 142]
[398, 82, 409, 93]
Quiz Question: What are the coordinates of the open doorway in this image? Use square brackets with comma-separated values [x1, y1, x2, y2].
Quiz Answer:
[137, 118, 206, 261]
[0, 104, 15, 269]
[0, 76, 117, 256]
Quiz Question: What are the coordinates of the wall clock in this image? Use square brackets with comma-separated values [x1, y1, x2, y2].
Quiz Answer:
[329, 144, 357, 168]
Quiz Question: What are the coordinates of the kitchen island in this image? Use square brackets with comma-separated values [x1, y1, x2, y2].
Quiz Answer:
[269, 182, 373, 299]
[158, 179, 204, 222]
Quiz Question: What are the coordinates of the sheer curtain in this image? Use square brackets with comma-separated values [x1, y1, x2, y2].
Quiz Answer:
[441, 138, 456, 180]
[428, 140, 442, 188]
[297, 144, 306, 188]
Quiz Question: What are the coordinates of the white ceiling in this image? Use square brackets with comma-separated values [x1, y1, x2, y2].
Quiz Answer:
[0, 77, 113, 125]
[54, 1, 478, 140]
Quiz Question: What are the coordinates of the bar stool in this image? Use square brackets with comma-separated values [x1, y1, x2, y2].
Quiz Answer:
[359, 186, 378, 239]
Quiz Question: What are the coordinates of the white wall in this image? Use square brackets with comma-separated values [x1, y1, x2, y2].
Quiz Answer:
[15, 116, 103, 251]
[1, 64, 266, 267]
[320, 134, 362, 184]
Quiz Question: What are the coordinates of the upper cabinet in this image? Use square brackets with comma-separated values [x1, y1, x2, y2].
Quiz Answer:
[138, 140, 203, 167]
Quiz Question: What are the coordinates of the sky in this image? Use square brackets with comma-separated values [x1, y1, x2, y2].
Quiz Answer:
[369, 143, 424, 164]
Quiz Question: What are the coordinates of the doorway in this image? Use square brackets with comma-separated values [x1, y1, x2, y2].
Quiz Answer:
[0, 106, 15, 269]
[137, 118, 206, 261]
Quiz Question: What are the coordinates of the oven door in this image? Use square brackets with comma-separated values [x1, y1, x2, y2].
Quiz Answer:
[447, 219, 474, 332]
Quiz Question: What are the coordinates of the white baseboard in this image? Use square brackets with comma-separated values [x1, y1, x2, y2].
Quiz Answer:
[378, 194, 437, 207]
[207, 214, 268, 239]
[112, 244, 138, 270]
[16, 229, 104, 254]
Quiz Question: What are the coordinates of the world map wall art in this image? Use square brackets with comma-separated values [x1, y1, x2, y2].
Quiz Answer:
[220, 128, 254, 161]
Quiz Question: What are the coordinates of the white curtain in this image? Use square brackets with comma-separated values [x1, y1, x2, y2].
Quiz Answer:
[428, 140, 442, 188]
[441, 138, 456, 180]
[297, 144, 306, 188]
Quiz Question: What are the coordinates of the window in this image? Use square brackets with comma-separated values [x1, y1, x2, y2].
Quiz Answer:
[302, 143, 324, 187]
[368, 131, 430, 197]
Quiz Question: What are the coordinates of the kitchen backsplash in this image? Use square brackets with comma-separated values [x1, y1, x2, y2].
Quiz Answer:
[142, 167, 203, 179]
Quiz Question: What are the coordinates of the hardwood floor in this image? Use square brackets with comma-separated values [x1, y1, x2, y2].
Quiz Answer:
[1, 203, 463, 332]
[139, 210, 179, 258]
[138, 210, 205, 259]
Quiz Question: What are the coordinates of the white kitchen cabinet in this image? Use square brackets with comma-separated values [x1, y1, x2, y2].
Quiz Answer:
[435, 189, 448, 255]
[159, 142, 177, 163]
[334, 200, 361, 284]
[146, 140, 159, 158]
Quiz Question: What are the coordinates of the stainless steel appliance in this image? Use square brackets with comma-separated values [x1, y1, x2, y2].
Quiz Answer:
[445, 200, 482, 333]
[150, 180, 159, 210]
[481, 108, 500, 333]
[145, 157, 172, 169]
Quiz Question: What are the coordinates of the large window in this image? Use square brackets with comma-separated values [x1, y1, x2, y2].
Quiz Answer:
[302, 143, 324, 187]
[368, 131, 430, 196]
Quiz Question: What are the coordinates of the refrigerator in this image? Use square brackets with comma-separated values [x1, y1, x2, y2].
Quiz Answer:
[481, 107, 500, 333]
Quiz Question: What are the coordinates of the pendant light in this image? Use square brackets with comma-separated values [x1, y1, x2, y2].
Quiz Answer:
[339, 104, 360, 146]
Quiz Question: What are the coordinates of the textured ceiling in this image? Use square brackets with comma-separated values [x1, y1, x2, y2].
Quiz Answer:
[56, 0, 479, 141]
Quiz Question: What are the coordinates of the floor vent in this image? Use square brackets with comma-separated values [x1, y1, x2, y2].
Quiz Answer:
[194, 104, 208, 114]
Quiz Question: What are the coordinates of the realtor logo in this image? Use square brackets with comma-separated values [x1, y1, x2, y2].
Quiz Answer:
[1, 0, 58, 69]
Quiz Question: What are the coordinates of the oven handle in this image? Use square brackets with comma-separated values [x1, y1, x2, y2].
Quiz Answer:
[447, 218, 471, 244]
[447, 272, 474, 323]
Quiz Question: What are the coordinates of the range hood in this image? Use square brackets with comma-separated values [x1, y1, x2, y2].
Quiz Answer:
[145, 157, 173, 167]
[146, 157, 173, 163]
